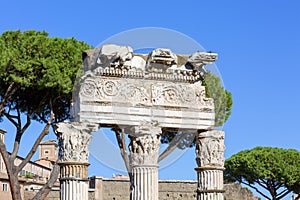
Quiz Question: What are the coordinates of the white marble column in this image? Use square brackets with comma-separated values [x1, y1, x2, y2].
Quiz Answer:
[128, 121, 161, 200]
[55, 122, 98, 200]
[195, 130, 225, 200]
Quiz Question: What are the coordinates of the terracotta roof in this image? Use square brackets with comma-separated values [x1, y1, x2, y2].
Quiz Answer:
[40, 140, 57, 146]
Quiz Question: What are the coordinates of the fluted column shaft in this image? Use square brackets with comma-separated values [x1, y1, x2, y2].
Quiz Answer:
[128, 122, 161, 200]
[195, 130, 225, 200]
[55, 122, 98, 200]
[131, 166, 159, 200]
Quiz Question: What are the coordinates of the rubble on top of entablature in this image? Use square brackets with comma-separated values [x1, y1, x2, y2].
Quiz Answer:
[96, 44, 134, 68]
[81, 44, 218, 82]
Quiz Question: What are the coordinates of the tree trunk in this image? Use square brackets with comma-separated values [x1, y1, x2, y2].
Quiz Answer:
[32, 163, 60, 200]
[7, 171, 22, 200]
[0, 138, 22, 199]
[0, 110, 54, 200]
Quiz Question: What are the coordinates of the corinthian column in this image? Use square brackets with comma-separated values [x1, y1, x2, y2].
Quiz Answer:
[128, 121, 161, 200]
[55, 122, 98, 200]
[195, 130, 225, 200]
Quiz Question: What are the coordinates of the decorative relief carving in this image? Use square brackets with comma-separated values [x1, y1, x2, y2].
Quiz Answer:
[55, 122, 98, 163]
[131, 120, 161, 136]
[196, 130, 225, 167]
[129, 134, 160, 166]
[80, 77, 214, 108]
[80, 78, 121, 99]
[79, 78, 98, 98]
[151, 83, 214, 107]
[103, 80, 120, 96]
[119, 84, 150, 104]
[195, 87, 214, 107]
[80, 77, 150, 104]
[152, 84, 194, 105]
[129, 121, 161, 166]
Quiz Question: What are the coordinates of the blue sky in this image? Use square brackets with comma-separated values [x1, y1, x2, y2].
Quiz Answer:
[1, 1, 300, 199]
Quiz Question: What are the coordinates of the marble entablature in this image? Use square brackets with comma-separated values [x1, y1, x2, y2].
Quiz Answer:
[72, 44, 217, 131]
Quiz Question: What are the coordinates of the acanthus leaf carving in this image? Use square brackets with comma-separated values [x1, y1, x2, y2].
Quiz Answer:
[128, 121, 161, 166]
[55, 122, 98, 163]
[195, 130, 225, 168]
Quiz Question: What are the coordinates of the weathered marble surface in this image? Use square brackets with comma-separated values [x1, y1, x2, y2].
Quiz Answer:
[72, 44, 217, 131]
[55, 122, 98, 163]
[196, 130, 225, 167]
[64, 44, 224, 200]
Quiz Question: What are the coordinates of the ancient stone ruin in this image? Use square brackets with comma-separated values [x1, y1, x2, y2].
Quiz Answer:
[55, 44, 225, 200]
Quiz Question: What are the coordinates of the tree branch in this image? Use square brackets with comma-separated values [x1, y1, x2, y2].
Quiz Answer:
[274, 182, 283, 190]
[32, 161, 60, 200]
[38, 113, 48, 124]
[0, 135, 13, 173]
[16, 111, 54, 173]
[0, 82, 19, 114]
[2, 112, 19, 128]
[16, 106, 21, 127]
[276, 188, 291, 199]
[11, 111, 31, 161]
[112, 127, 131, 173]
[21, 111, 31, 134]
[158, 132, 188, 162]
[241, 180, 271, 200]
[121, 128, 131, 173]
[256, 179, 270, 191]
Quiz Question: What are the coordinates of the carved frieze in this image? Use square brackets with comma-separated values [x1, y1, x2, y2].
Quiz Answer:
[195, 130, 225, 167]
[151, 83, 213, 106]
[55, 122, 98, 163]
[79, 77, 213, 108]
[80, 77, 151, 105]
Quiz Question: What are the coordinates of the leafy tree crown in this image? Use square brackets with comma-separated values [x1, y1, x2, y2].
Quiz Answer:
[0, 30, 91, 123]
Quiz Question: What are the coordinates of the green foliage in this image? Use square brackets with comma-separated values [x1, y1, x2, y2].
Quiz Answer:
[202, 72, 232, 127]
[0, 30, 91, 122]
[25, 173, 32, 178]
[225, 147, 300, 199]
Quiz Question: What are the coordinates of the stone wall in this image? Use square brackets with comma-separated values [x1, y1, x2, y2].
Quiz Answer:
[24, 178, 255, 200]
[24, 189, 60, 200]
[159, 180, 196, 200]
[224, 183, 255, 200]
[102, 178, 130, 200]
[89, 177, 255, 200]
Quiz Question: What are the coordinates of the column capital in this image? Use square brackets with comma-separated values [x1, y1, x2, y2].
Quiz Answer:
[130, 120, 162, 137]
[129, 134, 160, 167]
[55, 122, 98, 163]
[196, 130, 225, 168]
[128, 121, 160, 200]
[128, 121, 161, 167]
